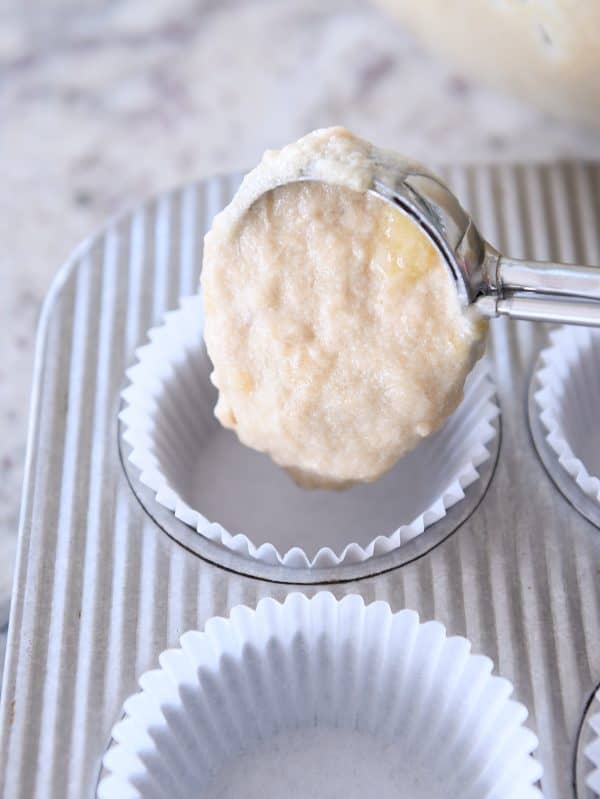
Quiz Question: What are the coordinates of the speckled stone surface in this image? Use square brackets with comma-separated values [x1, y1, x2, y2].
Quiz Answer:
[1, 0, 599, 679]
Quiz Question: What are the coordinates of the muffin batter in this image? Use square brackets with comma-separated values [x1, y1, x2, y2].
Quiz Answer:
[201, 128, 486, 488]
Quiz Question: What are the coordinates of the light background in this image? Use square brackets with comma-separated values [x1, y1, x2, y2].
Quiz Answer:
[1, 0, 599, 677]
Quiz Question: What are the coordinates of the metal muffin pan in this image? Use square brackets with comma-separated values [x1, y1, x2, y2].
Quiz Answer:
[1, 162, 599, 799]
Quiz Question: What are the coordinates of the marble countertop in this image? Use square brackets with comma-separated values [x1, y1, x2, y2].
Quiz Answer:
[1, 0, 599, 677]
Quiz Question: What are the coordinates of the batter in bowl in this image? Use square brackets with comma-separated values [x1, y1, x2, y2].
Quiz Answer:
[201, 128, 487, 488]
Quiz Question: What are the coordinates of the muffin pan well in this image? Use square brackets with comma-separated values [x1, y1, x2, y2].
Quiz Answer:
[1, 163, 600, 799]
[99, 594, 542, 799]
[120, 293, 499, 580]
[530, 326, 600, 528]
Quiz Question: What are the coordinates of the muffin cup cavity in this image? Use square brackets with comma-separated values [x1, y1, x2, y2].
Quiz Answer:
[534, 326, 600, 506]
[120, 295, 499, 570]
[586, 689, 600, 795]
[98, 593, 542, 799]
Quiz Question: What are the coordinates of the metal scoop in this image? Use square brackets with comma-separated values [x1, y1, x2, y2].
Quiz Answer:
[253, 158, 600, 326]
[370, 163, 600, 326]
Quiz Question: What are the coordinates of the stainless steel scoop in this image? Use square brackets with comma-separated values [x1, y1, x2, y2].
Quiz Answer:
[369, 163, 600, 326]
[254, 156, 600, 326]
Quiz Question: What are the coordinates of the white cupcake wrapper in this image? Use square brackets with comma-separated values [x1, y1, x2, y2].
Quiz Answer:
[98, 593, 542, 799]
[534, 326, 600, 505]
[120, 295, 499, 569]
[586, 689, 600, 794]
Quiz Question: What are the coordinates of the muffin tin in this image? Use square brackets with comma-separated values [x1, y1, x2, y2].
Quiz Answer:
[1, 162, 600, 798]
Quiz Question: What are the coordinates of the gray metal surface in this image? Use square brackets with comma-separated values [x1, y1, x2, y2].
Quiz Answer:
[1, 162, 600, 799]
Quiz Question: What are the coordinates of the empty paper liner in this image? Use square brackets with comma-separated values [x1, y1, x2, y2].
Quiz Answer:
[535, 326, 600, 507]
[98, 592, 542, 799]
[120, 294, 499, 569]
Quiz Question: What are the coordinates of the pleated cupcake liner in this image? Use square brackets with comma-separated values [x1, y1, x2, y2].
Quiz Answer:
[534, 326, 600, 506]
[120, 294, 499, 569]
[586, 688, 600, 795]
[98, 593, 542, 799]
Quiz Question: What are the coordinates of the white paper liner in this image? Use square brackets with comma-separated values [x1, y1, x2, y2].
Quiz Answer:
[586, 689, 600, 795]
[534, 326, 600, 506]
[120, 295, 499, 569]
[98, 593, 542, 799]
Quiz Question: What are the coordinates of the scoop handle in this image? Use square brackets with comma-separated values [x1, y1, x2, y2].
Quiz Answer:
[476, 294, 600, 326]
[474, 257, 600, 326]
[499, 257, 600, 302]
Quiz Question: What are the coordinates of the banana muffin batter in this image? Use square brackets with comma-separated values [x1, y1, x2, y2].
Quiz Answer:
[201, 128, 486, 488]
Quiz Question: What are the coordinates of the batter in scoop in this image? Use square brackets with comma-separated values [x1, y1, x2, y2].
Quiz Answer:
[201, 128, 486, 488]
